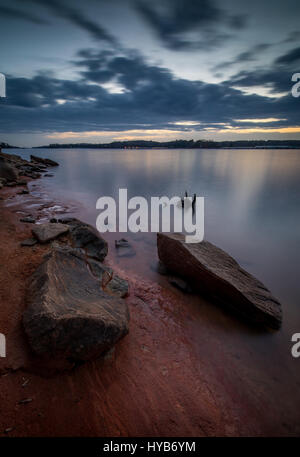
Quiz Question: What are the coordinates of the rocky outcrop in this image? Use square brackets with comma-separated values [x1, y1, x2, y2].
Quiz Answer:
[32, 223, 69, 243]
[30, 155, 59, 167]
[0, 151, 57, 184]
[23, 249, 130, 366]
[0, 156, 18, 182]
[60, 217, 108, 262]
[157, 233, 282, 329]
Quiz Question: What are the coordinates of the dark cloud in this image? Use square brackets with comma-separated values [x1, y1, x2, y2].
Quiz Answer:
[214, 43, 272, 71]
[281, 30, 300, 44]
[225, 43, 300, 97]
[1, 48, 299, 135]
[18, 0, 117, 45]
[0, 5, 48, 24]
[135, 0, 247, 50]
[275, 46, 300, 65]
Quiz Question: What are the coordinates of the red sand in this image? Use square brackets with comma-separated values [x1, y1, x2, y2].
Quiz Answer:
[0, 184, 300, 437]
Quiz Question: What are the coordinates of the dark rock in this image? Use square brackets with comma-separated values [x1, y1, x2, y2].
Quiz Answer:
[44, 173, 54, 177]
[20, 216, 35, 224]
[32, 223, 69, 243]
[30, 155, 59, 167]
[21, 238, 37, 247]
[115, 238, 136, 258]
[64, 218, 108, 262]
[17, 190, 29, 195]
[168, 276, 192, 293]
[51, 243, 128, 298]
[23, 249, 129, 365]
[0, 157, 18, 182]
[157, 233, 282, 329]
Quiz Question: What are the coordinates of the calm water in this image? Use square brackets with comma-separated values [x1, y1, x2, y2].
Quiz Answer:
[11, 147, 300, 330]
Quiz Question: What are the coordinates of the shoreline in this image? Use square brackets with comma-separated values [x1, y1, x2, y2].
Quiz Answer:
[0, 152, 300, 437]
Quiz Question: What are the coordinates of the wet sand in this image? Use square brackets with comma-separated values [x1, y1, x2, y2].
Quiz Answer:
[0, 179, 300, 437]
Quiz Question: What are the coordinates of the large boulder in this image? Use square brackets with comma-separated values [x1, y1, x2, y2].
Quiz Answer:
[23, 249, 130, 365]
[157, 233, 282, 329]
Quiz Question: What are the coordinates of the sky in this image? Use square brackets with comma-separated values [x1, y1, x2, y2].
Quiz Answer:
[0, 0, 300, 147]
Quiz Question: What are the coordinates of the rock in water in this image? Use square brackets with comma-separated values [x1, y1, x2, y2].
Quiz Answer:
[157, 233, 282, 329]
[23, 249, 130, 364]
[32, 223, 69, 243]
[115, 238, 136, 258]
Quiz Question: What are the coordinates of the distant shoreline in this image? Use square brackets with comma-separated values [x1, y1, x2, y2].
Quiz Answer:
[2, 140, 300, 150]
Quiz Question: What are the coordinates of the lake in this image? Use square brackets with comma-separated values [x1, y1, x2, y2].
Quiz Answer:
[13, 147, 300, 318]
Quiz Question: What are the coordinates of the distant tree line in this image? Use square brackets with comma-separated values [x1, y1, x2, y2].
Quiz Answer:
[0, 142, 18, 149]
[35, 139, 300, 149]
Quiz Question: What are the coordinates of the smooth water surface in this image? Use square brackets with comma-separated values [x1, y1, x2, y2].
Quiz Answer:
[11, 147, 300, 328]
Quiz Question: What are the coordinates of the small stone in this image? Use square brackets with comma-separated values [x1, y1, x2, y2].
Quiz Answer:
[115, 238, 136, 258]
[21, 378, 30, 388]
[20, 216, 35, 224]
[21, 238, 37, 247]
[168, 276, 192, 293]
[18, 398, 33, 405]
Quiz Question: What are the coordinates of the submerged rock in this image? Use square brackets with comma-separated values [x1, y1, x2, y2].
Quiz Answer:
[157, 233, 282, 329]
[23, 249, 129, 365]
[32, 222, 69, 243]
[115, 238, 136, 258]
[168, 276, 192, 293]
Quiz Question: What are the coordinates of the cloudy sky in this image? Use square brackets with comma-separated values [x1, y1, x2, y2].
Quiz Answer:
[0, 0, 300, 147]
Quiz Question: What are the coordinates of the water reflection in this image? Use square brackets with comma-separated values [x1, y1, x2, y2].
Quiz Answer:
[15, 147, 300, 315]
